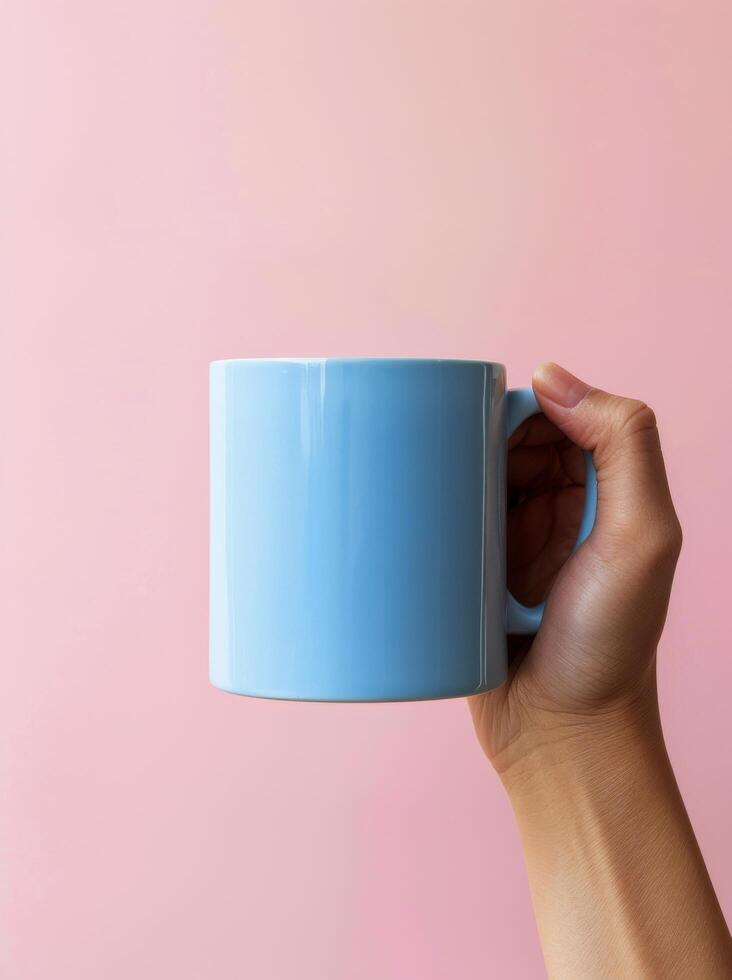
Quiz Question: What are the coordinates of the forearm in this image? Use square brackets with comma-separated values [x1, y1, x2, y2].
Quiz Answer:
[503, 695, 732, 979]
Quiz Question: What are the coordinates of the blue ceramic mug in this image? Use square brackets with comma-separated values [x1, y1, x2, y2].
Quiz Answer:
[210, 358, 596, 702]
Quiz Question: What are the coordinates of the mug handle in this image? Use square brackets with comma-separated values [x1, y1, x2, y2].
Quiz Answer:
[505, 387, 598, 634]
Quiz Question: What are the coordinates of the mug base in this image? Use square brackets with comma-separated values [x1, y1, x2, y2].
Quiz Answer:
[209, 677, 506, 704]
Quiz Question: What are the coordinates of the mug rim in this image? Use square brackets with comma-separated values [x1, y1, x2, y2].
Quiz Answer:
[210, 356, 506, 369]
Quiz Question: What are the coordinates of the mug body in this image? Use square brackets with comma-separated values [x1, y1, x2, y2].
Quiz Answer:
[210, 358, 508, 701]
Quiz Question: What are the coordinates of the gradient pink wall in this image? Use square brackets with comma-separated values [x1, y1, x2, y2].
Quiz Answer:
[3, 3, 732, 978]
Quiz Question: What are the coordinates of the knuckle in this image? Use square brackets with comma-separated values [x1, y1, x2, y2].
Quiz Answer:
[666, 516, 684, 557]
[639, 515, 684, 565]
[592, 396, 661, 468]
[614, 398, 658, 439]
[605, 509, 683, 564]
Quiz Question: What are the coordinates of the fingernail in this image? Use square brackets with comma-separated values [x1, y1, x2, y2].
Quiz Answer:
[533, 362, 591, 408]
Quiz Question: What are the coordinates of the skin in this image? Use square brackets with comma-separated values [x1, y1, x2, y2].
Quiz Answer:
[469, 362, 732, 979]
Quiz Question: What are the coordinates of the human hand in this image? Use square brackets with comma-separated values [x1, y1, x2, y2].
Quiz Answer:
[469, 362, 683, 781]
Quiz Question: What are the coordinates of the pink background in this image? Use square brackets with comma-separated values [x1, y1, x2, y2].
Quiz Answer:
[3, 3, 732, 978]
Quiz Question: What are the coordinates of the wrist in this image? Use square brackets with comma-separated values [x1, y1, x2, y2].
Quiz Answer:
[498, 688, 667, 809]
[492, 686, 732, 979]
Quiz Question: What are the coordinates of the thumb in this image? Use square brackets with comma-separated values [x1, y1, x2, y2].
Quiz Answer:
[532, 362, 682, 558]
